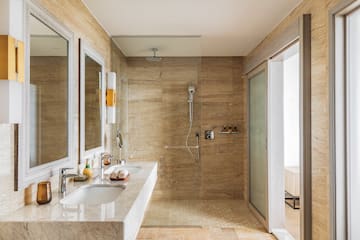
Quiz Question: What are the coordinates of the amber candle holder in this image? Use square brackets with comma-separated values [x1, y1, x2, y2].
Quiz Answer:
[36, 181, 52, 205]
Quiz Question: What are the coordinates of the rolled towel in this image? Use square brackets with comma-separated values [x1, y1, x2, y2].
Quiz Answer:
[110, 168, 129, 180]
[110, 171, 117, 179]
[117, 169, 129, 179]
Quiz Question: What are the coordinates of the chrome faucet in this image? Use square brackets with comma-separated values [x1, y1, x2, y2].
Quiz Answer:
[100, 154, 105, 180]
[59, 168, 78, 194]
[100, 153, 113, 179]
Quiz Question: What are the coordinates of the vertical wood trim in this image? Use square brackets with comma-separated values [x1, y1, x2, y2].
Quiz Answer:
[300, 14, 312, 240]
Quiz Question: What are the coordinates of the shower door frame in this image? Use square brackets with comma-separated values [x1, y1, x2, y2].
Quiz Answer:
[245, 15, 312, 240]
[247, 61, 269, 229]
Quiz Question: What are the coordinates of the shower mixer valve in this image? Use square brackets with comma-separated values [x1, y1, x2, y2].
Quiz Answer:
[205, 130, 215, 140]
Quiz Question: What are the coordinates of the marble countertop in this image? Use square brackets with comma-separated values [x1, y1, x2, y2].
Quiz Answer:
[0, 161, 157, 223]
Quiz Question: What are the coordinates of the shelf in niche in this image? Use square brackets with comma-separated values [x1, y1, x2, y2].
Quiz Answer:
[218, 131, 240, 134]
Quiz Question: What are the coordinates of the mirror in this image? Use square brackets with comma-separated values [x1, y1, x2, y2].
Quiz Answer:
[17, 2, 75, 191]
[85, 56, 102, 150]
[29, 14, 69, 168]
[80, 40, 105, 161]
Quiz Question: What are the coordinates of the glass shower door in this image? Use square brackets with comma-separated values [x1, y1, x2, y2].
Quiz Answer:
[249, 67, 267, 218]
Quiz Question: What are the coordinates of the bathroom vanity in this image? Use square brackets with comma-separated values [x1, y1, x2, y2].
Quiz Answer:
[0, 162, 157, 240]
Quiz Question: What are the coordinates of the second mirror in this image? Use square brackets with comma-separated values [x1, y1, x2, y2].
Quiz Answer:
[80, 39, 105, 162]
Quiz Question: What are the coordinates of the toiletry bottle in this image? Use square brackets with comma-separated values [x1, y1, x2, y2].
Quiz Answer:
[233, 126, 238, 133]
[83, 159, 93, 178]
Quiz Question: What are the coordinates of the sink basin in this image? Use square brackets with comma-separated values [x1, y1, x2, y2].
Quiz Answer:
[60, 184, 125, 205]
[104, 165, 142, 175]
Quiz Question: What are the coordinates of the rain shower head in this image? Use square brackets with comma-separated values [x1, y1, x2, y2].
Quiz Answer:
[145, 48, 162, 62]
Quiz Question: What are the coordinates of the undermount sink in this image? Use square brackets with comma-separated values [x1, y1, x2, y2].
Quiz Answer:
[60, 184, 125, 205]
[104, 165, 142, 175]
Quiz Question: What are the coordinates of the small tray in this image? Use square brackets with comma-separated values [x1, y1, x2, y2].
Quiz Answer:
[110, 174, 129, 181]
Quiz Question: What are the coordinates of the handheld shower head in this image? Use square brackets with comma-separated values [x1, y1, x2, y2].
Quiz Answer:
[188, 85, 196, 95]
[188, 85, 196, 103]
[187, 85, 196, 123]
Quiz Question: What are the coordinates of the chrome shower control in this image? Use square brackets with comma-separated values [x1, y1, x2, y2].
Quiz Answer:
[205, 130, 215, 140]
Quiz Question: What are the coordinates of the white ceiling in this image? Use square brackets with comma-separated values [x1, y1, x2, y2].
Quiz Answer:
[83, 0, 302, 57]
[112, 36, 202, 57]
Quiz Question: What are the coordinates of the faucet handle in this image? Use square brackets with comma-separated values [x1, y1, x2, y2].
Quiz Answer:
[101, 152, 113, 166]
[60, 167, 73, 175]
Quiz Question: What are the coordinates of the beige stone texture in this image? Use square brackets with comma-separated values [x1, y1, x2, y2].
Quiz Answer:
[123, 57, 246, 200]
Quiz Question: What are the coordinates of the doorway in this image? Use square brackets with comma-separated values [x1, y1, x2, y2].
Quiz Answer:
[268, 42, 301, 240]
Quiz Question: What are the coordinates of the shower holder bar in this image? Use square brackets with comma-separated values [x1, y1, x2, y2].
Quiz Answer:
[218, 131, 240, 134]
[164, 145, 199, 149]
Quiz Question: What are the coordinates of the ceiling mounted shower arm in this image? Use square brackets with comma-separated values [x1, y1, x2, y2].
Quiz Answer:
[146, 48, 162, 62]
[152, 48, 158, 57]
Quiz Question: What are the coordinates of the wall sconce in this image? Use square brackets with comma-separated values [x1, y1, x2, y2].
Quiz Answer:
[106, 72, 116, 124]
[0, 35, 24, 123]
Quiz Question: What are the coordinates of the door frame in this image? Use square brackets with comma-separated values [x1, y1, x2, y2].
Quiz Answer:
[245, 14, 312, 240]
[329, 1, 360, 239]
[247, 61, 269, 229]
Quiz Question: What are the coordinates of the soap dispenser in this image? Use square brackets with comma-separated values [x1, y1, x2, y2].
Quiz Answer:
[83, 159, 93, 178]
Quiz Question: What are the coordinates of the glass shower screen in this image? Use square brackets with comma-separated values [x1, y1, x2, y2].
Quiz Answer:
[249, 68, 267, 218]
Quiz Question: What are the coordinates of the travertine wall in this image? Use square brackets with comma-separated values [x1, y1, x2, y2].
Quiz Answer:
[199, 57, 246, 199]
[124, 57, 246, 200]
[244, 0, 346, 238]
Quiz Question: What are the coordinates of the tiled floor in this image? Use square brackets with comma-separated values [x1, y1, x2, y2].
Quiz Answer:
[137, 227, 276, 240]
[138, 200, 275, 240]
[284, 204, 300, 240]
